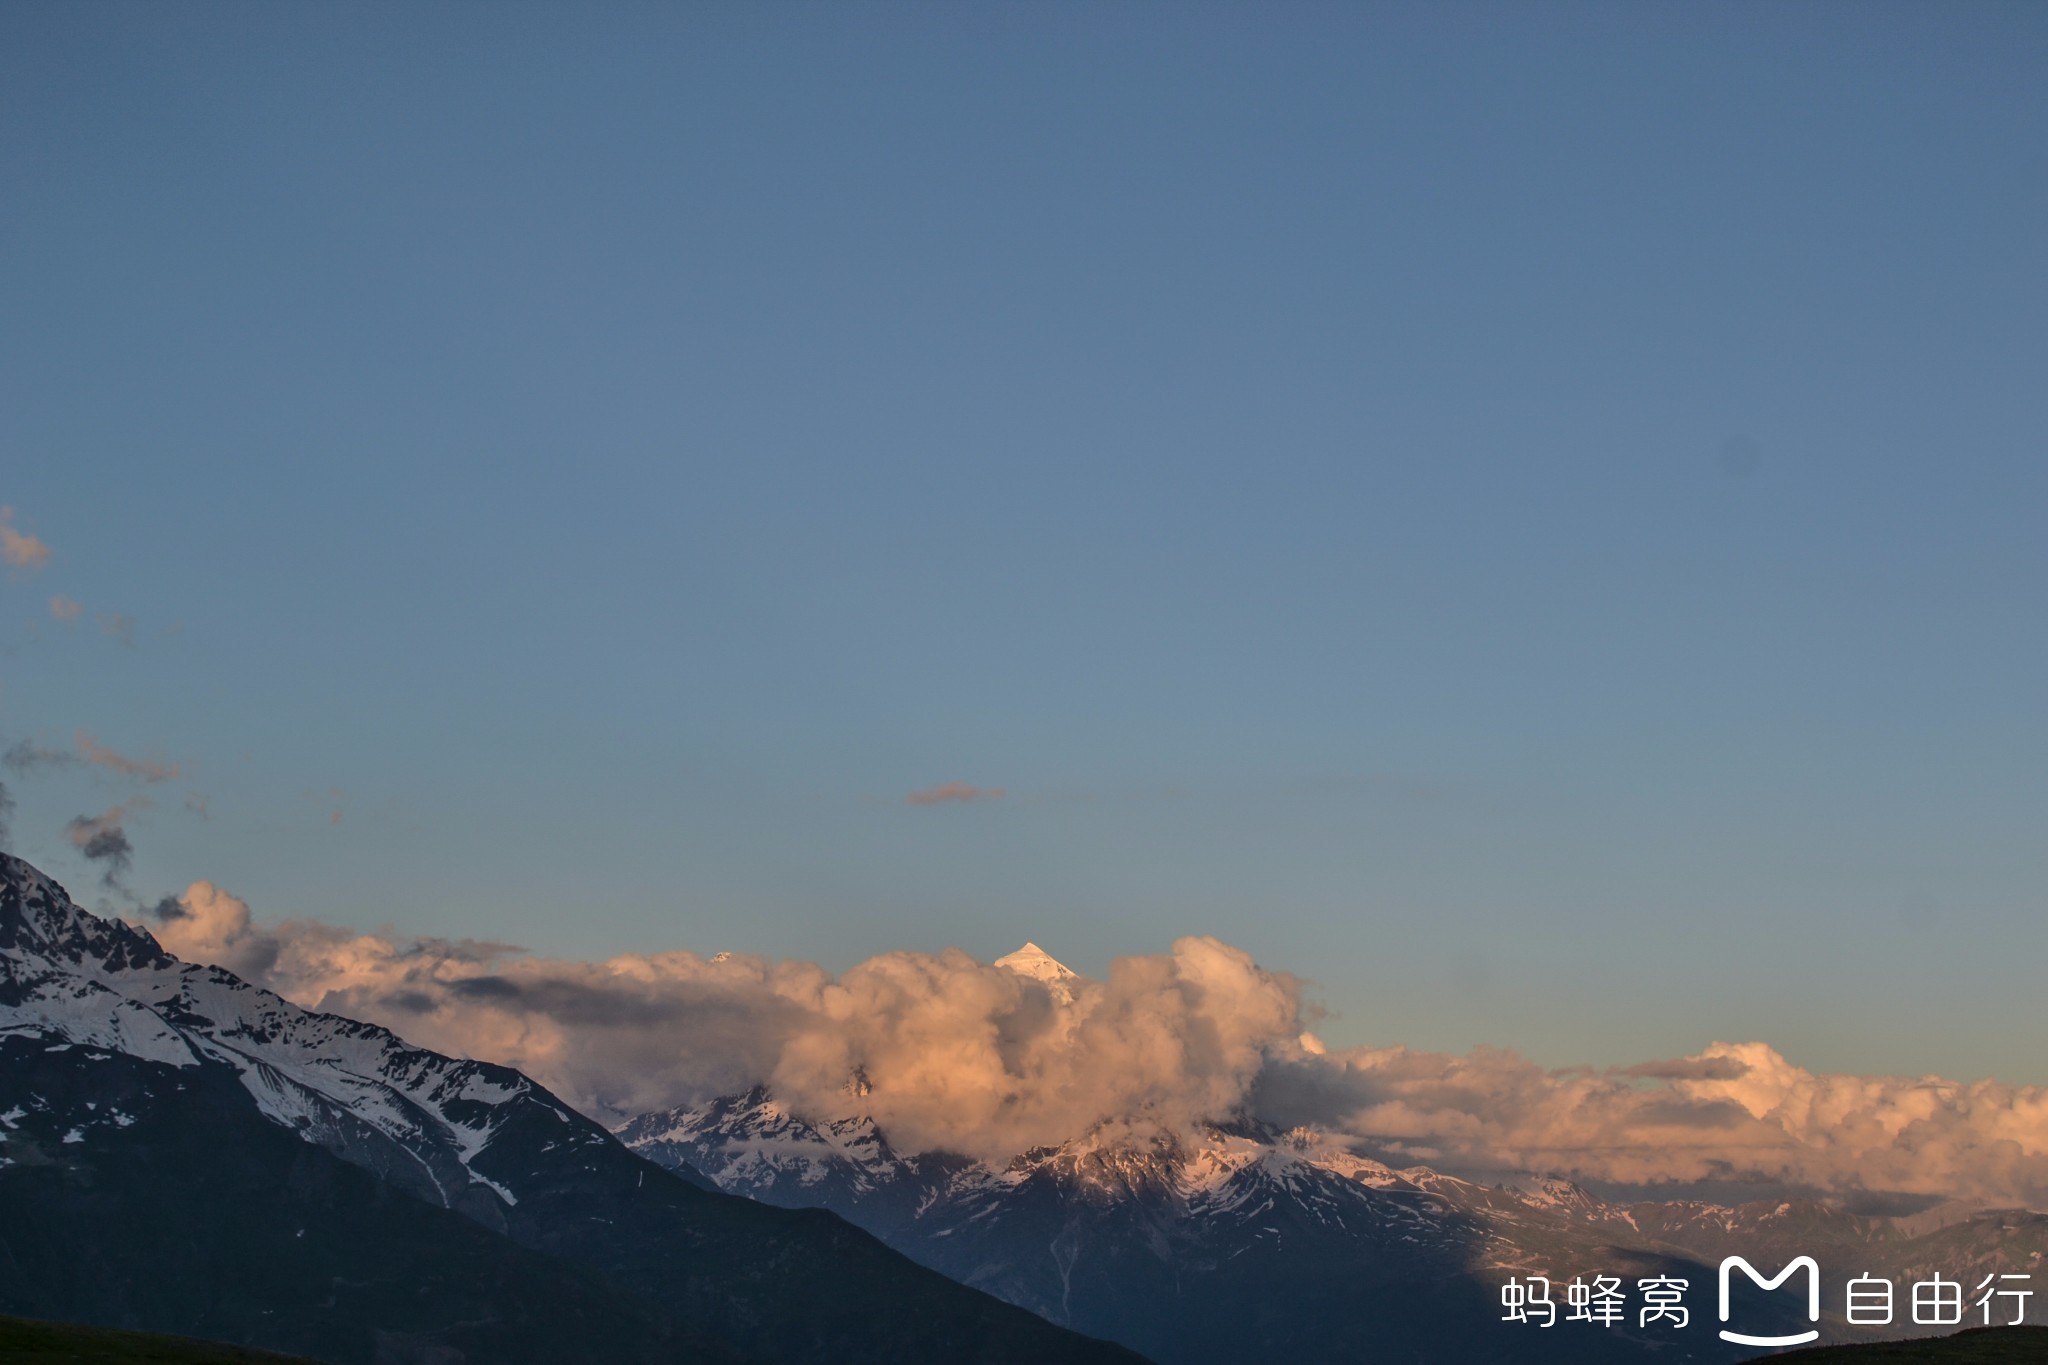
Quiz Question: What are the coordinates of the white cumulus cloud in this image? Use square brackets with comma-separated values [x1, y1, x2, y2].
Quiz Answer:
[135, 886, 2048, 1207]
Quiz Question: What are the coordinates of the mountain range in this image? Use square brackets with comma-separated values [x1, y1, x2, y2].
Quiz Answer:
[618, 949, 2048, 1365]
[7, 850, 2043, 1365]
[0, 853, 1141, 1365]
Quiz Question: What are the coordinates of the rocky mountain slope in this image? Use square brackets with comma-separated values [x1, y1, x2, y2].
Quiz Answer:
[0, 855, 1143, 1365]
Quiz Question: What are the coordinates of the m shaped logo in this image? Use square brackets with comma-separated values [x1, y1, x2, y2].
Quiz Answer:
[1718, 1255, 1821, 1347]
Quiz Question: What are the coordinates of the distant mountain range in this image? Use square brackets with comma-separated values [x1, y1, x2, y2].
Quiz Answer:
[619, 949, 2048, 1365]
[0, 854, 1141, 1365]
[6, 849, 2042, 1365]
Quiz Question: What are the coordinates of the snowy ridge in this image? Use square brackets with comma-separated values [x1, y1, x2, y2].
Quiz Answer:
[616, 1084, 919, 1196]
[629, 1087, 1437, 1210]
[619, 1083, 1499, 1264]
[617, 1076, 2015, 1319]
[0, 853, 595, 1208]
[993, 941, 1078, 984]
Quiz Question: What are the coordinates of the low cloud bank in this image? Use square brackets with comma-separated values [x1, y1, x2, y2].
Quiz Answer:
[1254, 1041, 2048, 1207]
[144, 884, 2048, 1207]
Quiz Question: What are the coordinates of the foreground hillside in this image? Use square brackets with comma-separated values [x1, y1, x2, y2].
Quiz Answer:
[1761, 1326, 2048, 1360]
[6, 1315, 2036, 1365]
[0, 1314, 314, 1362]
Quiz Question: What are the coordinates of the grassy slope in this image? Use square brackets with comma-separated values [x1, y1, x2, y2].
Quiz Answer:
[0, 1315, 315, 1363]
[1759, 1326, 2048, 1362]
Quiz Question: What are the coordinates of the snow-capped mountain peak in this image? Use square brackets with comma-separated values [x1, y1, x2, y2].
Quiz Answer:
[0, 853, 175, 977]
[2, 854, 1145, 1364]
[994, 941, 1078, 986]
[0, 853, 604, 1214]
[618, 1083, 2048, 1359]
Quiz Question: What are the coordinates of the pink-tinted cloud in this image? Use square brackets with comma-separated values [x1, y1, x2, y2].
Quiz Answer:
[75, 730, 178, 783]
[906, 781, 1006, 806]
[133, 890, 2048, 1208]
[1259, 1038, 2048, 1208]
[49, 595, 82, 621]
[0, 506, 50, 571]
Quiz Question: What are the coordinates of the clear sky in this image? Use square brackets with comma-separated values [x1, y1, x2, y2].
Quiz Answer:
[3, 3, 2043, 1084]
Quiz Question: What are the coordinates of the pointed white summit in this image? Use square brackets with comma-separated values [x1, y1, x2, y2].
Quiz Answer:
[994, 942, 1078, 987]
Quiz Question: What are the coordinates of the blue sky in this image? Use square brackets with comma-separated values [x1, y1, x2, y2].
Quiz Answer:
[3, 3, 2044, 1083]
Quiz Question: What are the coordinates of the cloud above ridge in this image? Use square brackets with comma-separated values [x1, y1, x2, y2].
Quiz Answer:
[138, 885, 2048, 1207]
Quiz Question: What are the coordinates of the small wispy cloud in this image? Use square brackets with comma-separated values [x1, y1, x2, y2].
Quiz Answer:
[65, 800, 147, 886]
[75, 730, 177, 783]
[3, 738, 76, 773]
[906, 781, 1006, 807]
[0, 507, 51, 571]
[3, 732, 178, 787]
[97, 613, 136, 647]
[49, 595, 82, 622]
